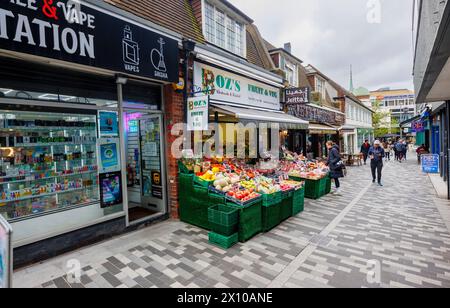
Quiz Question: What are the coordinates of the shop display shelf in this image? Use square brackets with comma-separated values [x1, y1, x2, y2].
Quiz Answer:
[225, 195, 262, 207]
[9, 142, 97, 148]
[208, 204, 239, 236]
[193, 175, 214, 188]
[0, 170, 98, 185]
[208, 232, 239, 250]
[1, 186, 94, 203]
[261, 191, 282, 207]
[1, 127, 96, 132]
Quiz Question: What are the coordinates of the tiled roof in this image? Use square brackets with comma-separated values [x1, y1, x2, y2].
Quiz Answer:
[105, 0, 205, 43]
[246, 24, 276, 71]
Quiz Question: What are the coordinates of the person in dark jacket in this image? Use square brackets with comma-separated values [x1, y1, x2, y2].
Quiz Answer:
[360, 140, 371, 165]
[369, 140, 385, 186]
[326, 141, 344, 195]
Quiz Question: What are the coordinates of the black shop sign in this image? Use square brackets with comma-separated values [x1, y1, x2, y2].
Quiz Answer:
[285, 87, 310, 104]
[0, 1, 179, 82]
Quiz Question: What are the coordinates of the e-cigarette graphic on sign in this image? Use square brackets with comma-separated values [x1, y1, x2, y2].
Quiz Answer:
[123, 26, 140, 72]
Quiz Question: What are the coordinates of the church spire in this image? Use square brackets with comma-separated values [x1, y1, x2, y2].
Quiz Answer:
[349, 65, 354, 93]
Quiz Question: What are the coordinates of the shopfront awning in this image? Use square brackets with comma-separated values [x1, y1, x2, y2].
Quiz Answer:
[308, 124, 339, 135]
[211, 103, 309, 130]
[339, 125, 357, 133]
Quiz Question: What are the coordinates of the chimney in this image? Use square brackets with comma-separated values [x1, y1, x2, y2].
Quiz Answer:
[284, 42, 292, 54]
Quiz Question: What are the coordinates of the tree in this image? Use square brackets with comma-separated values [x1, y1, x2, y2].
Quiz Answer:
[372, 100, 391, 137]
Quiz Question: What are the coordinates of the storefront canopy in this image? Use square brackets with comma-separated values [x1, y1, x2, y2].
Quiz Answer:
[339, 125, 357, 133]
[308, 124, 339, 135]
[211, 103, 309, 130]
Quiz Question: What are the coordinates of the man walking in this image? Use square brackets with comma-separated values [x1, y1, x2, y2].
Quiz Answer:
[360, 140, 371, 165]
[369, 140, 385, 186]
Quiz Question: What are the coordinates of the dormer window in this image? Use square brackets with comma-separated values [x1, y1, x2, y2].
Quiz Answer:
[204, 1, 246, 57]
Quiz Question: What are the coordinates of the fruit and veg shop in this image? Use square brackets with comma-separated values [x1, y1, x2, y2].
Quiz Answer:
[177, 152, 332, 249]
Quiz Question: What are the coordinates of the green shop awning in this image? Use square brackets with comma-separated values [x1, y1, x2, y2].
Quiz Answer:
[211, 103, 309, 130]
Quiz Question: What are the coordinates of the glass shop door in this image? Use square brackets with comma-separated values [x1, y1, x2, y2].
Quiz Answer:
[124, 111, 166, 224]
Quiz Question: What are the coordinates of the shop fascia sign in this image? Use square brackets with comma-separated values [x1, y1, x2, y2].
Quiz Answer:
[285, 87, 310, 104]
[193, 62, 280, 111]
[0, 1, 179, 82]
[287, 104, 345, 126]
[187, 95, 209, 131]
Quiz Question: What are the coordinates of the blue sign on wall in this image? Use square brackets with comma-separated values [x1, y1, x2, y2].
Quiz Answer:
[422, 154, 440, 174]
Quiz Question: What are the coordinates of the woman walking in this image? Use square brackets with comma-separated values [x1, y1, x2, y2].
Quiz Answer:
[326, 141, 345, 195]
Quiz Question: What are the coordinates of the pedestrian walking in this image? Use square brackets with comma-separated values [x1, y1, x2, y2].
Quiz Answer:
[369, 140, 385, 186]
[326, 141, 345, 195]
[402, 140, 408, 161]
[383, 142, 391, 161]
[395, 140, 404, 163]
[360, 140, 371, 165]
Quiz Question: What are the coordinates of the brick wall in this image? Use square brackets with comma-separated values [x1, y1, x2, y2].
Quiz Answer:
[191, 0, 203, 31]
[164, 84, 184, 219]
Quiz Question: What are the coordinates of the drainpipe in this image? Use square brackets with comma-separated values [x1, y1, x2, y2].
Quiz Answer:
[182, 39, 196, 123]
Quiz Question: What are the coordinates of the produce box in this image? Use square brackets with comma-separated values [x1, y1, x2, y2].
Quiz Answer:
[280, 190, 294, 221]
[208, 191, 226, 206]
[290, 176, 328, 200]
[208, 204, 239, 236]
[261, 191, 282, 207]
[291, 186, 305, 216]
[208, 232, 239, 250]
[227, 198, 262, 243]
[178, 160, 193, 174]
[179, 186, 211, 230]
[261, 199, 282, 232]
[193, 175, 215, 188]
[178, 173, 194, 195]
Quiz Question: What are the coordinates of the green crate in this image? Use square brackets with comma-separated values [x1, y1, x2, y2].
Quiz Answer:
[208, 192, 226, 206]
[208, 204, 239, 236]
[193, 176, 214, 188]
[280, 191, 294, 221]
[179, 173, 194, 192]
[294, 177, 328, 200]
[208, 232, 239, 249]
[325, 176, 332, 194]
[261, 201, 281, 232]
[178, 160, 193, 174]
[261, 191, 282, 207]
[292, 187, 305, 216]
[179, 186, 211, 230]
[227, 199, 262, 243]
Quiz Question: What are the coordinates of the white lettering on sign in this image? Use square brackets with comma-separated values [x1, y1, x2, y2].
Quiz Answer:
[0, 2, 96, 59]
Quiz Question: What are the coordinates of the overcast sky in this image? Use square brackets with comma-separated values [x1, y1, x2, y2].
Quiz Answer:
[229, 0, 415, 92]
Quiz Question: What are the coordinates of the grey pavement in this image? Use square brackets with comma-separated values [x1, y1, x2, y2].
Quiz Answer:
[13, 156, 450, 288]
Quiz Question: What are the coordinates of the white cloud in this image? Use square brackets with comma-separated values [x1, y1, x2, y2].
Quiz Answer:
[229, 0, 414, 91]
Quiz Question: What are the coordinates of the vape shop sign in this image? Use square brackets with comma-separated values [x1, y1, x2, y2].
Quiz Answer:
[0, 1, 179, 82]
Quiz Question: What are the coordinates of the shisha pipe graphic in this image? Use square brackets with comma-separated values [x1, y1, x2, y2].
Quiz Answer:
[151, 38, 167, 73]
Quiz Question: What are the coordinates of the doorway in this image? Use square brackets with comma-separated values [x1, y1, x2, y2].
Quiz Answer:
[124, 110, 166, 224]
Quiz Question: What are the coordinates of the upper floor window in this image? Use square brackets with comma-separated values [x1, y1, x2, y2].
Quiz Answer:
[285, 61, 297, 86]
[204, 2, 246, 57]
[315, 77, 325, 98]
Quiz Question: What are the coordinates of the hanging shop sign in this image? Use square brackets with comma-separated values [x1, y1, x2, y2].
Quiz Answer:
[0, 1, 179, 82]
[193, 62, 280, 110]
[287, 104, 345, 126]
[411, 120, 425, 133]
[285, 87, 310, 104]
[422, 154, 440, 174]
[0, 215, 12, 289]
[187, 96, 209, 131]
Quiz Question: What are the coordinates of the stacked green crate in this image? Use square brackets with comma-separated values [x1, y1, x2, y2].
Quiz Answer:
[208, 204, 239, 236]
[208, 232, 239, 250]
[290, 176, 328, 200]
[227, 198, 262, 242]
[291, 186, 305, 216]
[280, 190, 294, 221]
[261, 192, 282, 232]
[179, 184, 211, 230]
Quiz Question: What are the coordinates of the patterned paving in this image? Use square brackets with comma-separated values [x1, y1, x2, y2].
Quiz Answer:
[13, 158, 450, 288]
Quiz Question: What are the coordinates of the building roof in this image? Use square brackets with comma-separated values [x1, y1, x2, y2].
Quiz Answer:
[246, 25, 276, 71]
[353, 87, 370, 97]
[217, 0, 254, 24]
[105, 0, 205, 43]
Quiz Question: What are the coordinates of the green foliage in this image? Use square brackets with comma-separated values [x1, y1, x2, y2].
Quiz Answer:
[372, 100, 391, 137]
